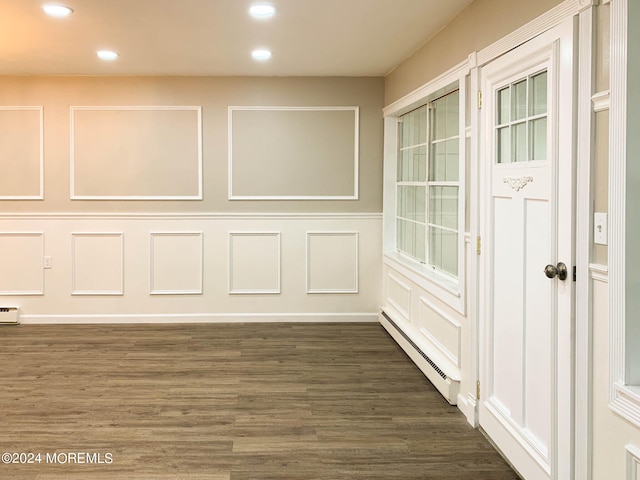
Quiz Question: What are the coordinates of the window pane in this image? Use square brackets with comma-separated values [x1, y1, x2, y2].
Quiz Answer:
[441, 186, 458, 229]
[414, 145, 427, 182]
[429, 227, 442, 270]
[445, 92, 459, 138]
[431, 141, 447, 181]
[415, 186, 426, 223]
[433, 97, 447, 140]
[397, 186, 405, 217]
[530, 117, 547, 161]
[429, 187, 442, 226]
[415, 223, 426, 262]
[498, 87, 510, 125]
[531, 71, 547, 116]
[513, 79, 527, 121]
[497, 126, 510, 164]
[441, 231, 458, 276]
[513, 121, 527, 162]
[445, 139, 459, 181]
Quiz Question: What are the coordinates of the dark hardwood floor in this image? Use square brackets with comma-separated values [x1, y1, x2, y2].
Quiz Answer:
[0, 322, 519, 479]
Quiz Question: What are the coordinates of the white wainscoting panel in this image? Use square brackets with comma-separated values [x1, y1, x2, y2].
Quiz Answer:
[72, 233, 124, 295]
[0, 107, 43, 199]
[229, 232, 281, 294]
[418, 296, 462, 367]
[627, 445, 640, 480]
[0, 232, 44, 295]
[0, 213, 381, 322]
[306, 232, 358, 293]
[150, 232, 203, 295]
[386, 273, 411, 321]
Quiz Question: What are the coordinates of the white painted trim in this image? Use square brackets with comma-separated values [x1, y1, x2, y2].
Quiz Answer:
[70, 106, 203, 200]
[383, 254, 463, 314]
[456, 393, 476, 426]
[477, 0, 594, 67]
[592, 90, 611, 112]
[575, 6, 596, 480]
[71, 232, 124, 295]
[306, 231, 359, 294]
[228, 106, 359, 200]
[149, 231, 204, 295]
[0, 232, 45, 295]
[386, 273, 412, 322]
[228, 231, 281, 295]
[382, 71, 466, 315]
[589, 263, 609, 283]
[0, 106, 44, 200]
[383, 60, 469, 116]
[607, 0, 637, 426]
[19, 312, 379, 324]
[418, 296, 462, 367]
[626, 444, 640, 480]
[0, 212, 382, 220]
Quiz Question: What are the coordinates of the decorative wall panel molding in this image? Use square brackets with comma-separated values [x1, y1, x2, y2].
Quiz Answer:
[0, 232, 44, 295]
[0, 107, 43, 199]
[229, 232, 281, 294]
[71, 233, 124, 295]
[418, 296, 462, 367]
[71, 106, 202, 200]
[150, 232, 203, 295]
[386, 273, 412, 321]
[228, 106, 359, 199]
[306, 232, 359, 293]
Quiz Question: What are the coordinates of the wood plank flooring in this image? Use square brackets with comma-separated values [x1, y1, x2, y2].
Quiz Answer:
[0, 323, 519, 479]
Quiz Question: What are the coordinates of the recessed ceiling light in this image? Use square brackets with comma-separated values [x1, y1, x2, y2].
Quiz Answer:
[97, 50, 119, 61]
[251, 49, 272, 61]
[249, 4, 276, 18]
[42, 4, 73, 17]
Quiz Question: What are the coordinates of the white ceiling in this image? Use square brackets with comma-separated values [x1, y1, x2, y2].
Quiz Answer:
[0, 0, 473, 76]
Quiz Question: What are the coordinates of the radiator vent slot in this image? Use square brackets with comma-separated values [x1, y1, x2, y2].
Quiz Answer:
[0, 307, 20, 324]
[381, 311, 447, 380]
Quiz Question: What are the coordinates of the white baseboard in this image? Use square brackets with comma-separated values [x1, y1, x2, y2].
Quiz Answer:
[457, 392, 478, 427]
[19, 312, 379, 325]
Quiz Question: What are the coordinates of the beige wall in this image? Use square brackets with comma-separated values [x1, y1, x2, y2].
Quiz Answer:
[0, 76, 384, 213]
[384, 0, 564, 105]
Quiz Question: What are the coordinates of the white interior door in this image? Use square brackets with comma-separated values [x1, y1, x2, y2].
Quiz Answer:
[479, 19, 575, 480]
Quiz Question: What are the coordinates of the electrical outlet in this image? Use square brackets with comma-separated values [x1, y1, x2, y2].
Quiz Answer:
[43, 256, 52, 269]
[594, 212, 607, 245]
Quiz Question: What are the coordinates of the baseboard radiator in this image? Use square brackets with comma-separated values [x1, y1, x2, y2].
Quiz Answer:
[379, 310, 459, 405]
[0, 307, 19, 324]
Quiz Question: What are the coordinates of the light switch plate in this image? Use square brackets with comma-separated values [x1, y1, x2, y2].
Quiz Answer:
[594, 212, 608, 245]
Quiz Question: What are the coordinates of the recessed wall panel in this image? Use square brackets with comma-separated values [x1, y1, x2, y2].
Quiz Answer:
[307, 232, 358, 293]
[229, 107, 359, 199]
[229, 232, 280, 294]
[418, 297, 461, 366]
[150, 232, 203, 294]
[71, 106, 202, 199]
[72, 233, 123, 295]
[0, 233, 44, 295]
[387, 274, 411, 321]
[0, 107, 43, 199]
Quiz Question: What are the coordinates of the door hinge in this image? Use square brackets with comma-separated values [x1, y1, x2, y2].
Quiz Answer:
[476, 381, 481, 400]
[477, 90, 483, 109]
[573, 265, 577, 282]
[476, 236, 481, 255]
